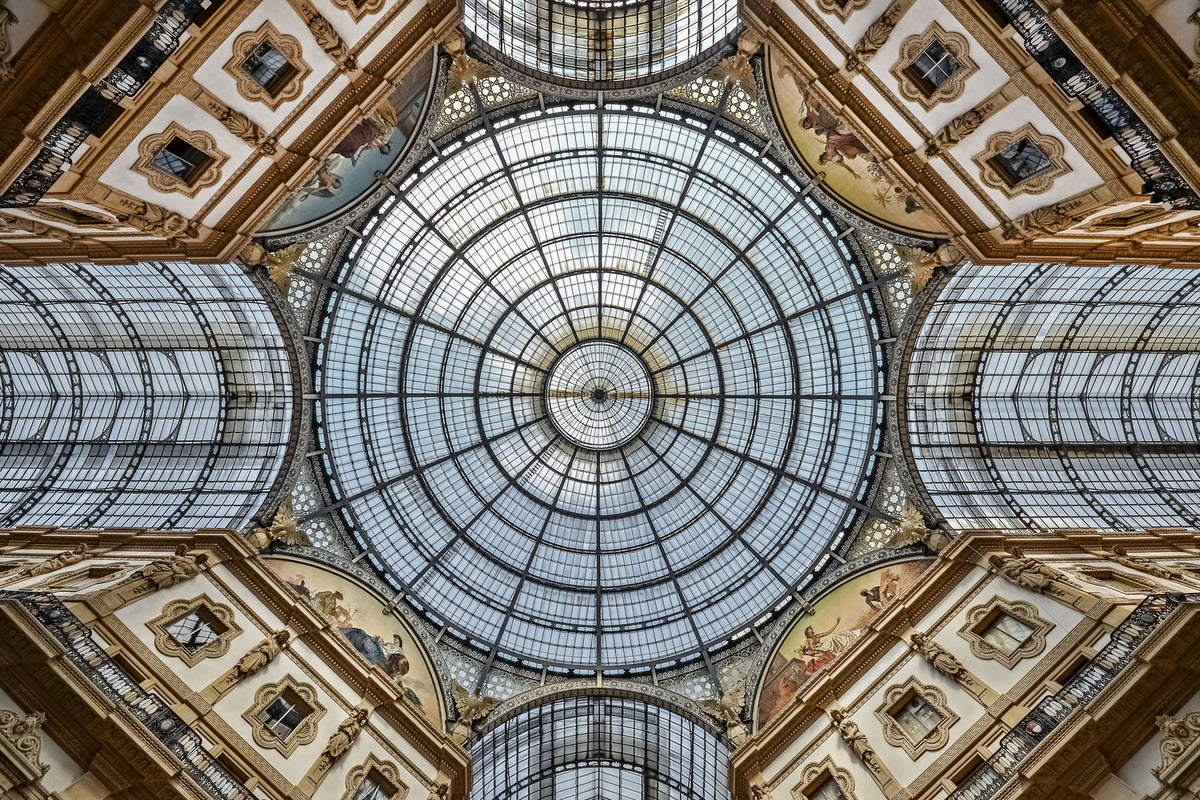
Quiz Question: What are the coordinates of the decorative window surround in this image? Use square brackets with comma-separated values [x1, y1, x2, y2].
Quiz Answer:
[342, 754, 409, 800]
[973, 124, 1070, 197]
[959, 596, 1053, 668]
[134, 123, 227, 196]
[792, 756, 856, 799]
[815, 0, 870, 21]
[224, 22, 310, 110]
[243, 676, 325, 757]
[891, 23, 977, 110]
[331, 0, 386, 22]
[875, 677, 958, 758]
[148, 594, 242, 667]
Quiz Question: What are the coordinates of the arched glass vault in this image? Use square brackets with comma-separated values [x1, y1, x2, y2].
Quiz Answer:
[307, 96, 890, 672]
[0, 262, 294, 530]
[471, 695, 730, 800]
[905, 262, 1200, 531]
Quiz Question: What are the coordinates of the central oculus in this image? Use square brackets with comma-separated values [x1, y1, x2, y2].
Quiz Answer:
[544, 340, 654, 450]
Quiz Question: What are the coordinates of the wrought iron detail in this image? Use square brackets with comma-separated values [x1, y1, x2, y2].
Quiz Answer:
[0, 591, 254, 800]
[947, 592, 1199, 800]
[0, 0, 209, 208]
[981, 0, 1199, 209]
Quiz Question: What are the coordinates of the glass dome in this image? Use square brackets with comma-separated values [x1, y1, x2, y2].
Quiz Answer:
[463, 0, 738, 89]
[311, 100, 886, 670]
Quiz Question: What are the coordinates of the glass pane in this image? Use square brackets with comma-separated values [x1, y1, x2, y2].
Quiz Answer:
[982, 613, 1033, 655]
[894, 694, 942, 739]
[167, 610, 220, 651]
[909, 40, 960, 92]
[810, 778, 846, 800]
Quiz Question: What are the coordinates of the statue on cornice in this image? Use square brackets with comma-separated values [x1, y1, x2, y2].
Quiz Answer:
[699, 680, 749, 746]
[748, 782, 774, 800]
[909, 632, 965, 679]
[445, 29, 495, 89]
[1105, 545, 1184, 581]
[233, 631, 291, 678]
[240, 242, 308, 294]
[988, 547, 1061, 592]
[896, 242, 961, 296]
[139, 544, 208, 590]
[17, 543, 91, 578]
[323, 708, 370, 760]
[829, 708, 875, 762]
[711, 31, 761, 97]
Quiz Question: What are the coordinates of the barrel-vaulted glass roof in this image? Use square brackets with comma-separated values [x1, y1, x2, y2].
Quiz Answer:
[310, 98, 886, 670]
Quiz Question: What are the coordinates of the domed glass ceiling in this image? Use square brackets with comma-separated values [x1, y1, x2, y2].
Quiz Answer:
[312, 98, 886, 670]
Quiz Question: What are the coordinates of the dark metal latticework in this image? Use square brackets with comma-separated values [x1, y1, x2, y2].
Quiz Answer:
[470, 695, 731, 800]
[463, 0, 737, 89]
[0, 591, 255, 800]
[309, 98, 888, 671]
[907, 262, 1200, 531]
[0, 262, 293, 530]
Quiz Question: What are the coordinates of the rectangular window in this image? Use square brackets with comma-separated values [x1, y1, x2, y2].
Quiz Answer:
[906, 40, 961, 94]
[166, 606, 226, 653]
[990, 138, 1052, 185]
[980, 612, 1034, 656]
[152, 138, 213, 183]
[242, 42, 296, 95]
[259, 689, 312, 741]
[891, 692, 944, 740]
[45, 564, 124, 590]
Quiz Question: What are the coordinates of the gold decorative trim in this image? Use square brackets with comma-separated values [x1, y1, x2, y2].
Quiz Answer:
[147, 594, 243, 667]
[815, 0, 869, 22]
[133, 123, 227, 197]
[242, 675, 326, 757]
[959, 596, 1052, 669]
[223, 21, 310, 110]
[873, 676, 958, 758]
[341, 753, 410, 800]
[890, 23, 978, 111]
[792, 755, 856, 799]
[972, 123, 1070, 198]
[331, 0, 386, 23]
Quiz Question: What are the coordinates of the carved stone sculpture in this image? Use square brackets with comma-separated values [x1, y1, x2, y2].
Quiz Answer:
[17, 543, 91, 578]
[427, 779, 451, 800]
[241, 241, 308, 293]
[248, 497, 311, 549]
[1153, 712, 1200, 777]
[323, 708, 369, 760]
[139, 544, 208, 589]
[445, 29, 494, 87]
[1002, 202, 1084, 242]
[0, 7, 17, 83]
[1105, 545, 1184, 581]
[712, 30, 761, 96]
[450, 680, 500, 743]
[215, 104, 273, 153]
[897, 242, 961, 295]
[925, 108, 986, 157]
[830, 708, 875, 762]
[910, 632, 966, 679]
[698, 680, 749, 746]
[845, 2, 904, 71]
[117, 202, 199, 240]
[299, 2, 355, 70]
[889, 502, 950, 551]
[0, 212, 76, 243]
[749, 782, 773, 800]
[233, 631, 291, 678]
[988, 547, 1062, 592]
[0, 709, 49, 775]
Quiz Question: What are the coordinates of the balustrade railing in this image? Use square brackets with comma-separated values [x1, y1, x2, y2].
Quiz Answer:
[948, 592, 1198, 800]
[0, 591, 255, 800]
[981, 0, 1199, 210]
